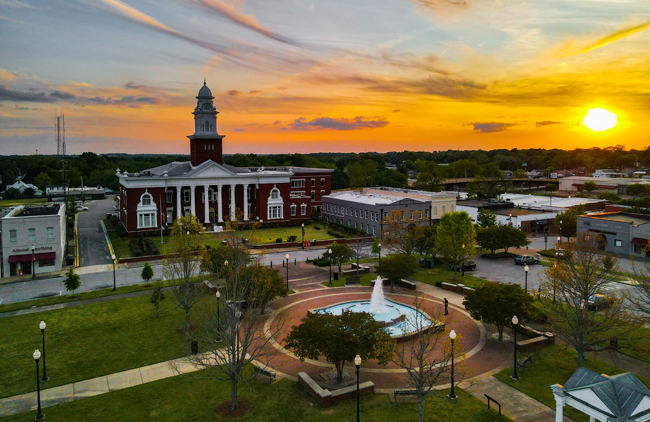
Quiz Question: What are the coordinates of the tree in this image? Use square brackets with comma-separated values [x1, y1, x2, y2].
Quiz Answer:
[285, 311, 394, 382]
[555, 206, 585, 240]
[163, 216, 206, 330]
[476, 225, 530, 255]
[325, 242, 354, 272]
[435, 211, 476, 280]
[34, 172, 52, 191]
[392, 296, 461, 422]
[629, 258, 650, 324]
[349, 238, 370, 277]
[383, 210, 417, 255]
[184, 249, 285, 411]
[141, 262, 154, 284]
[246, 264, 288, 314]
[150, 286, 165, 317]
[513, 169, 528, 178]
[413, 162, 446, 192]
[477, 208, 497, 228]
[463, 282, 533, 341]
[371, 238, 381, 258]
[63, 268, 80, 295]
[582, 181, 597, 193]
[543, 234, 639, 365]
[23, 187, 35, 197]
[626, 183, 649, 197]
[2, 188, 20, 199]
[376, 253, 418, 292]
[410, 225, 437, 257]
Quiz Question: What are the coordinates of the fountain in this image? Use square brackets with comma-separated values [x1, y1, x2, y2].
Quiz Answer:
[313, 276, 441, 339]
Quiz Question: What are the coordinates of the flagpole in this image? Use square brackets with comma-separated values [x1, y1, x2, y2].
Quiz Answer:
[160, 194, 164, 245]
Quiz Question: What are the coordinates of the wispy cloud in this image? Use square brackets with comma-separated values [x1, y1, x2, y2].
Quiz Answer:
[0, 84, 160, 106]
[194, 0, 302, 47]
[288, 116, 389, 131]
[469, 122, 516, 133]
[536, 121, 562, 127]
[556, 21, 650, 58]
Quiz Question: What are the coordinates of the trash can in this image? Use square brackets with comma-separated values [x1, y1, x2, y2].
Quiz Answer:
[65, 255, 74, 266]
[191, 341, 199, 355]
[333, 272, 339, 281]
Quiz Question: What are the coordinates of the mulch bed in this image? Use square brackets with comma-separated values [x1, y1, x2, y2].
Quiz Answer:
[215, 398, 250, 417]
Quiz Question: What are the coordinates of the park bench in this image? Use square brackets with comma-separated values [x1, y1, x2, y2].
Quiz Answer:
[253, 365, 277, 383]
[516, 353, 533, 370]
[397, 279, 417, 290]
[394, 389, 418, 399]
[350, 262, 371, 274]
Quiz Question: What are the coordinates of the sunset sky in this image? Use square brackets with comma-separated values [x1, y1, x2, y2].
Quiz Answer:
[1, 0, 649, 155]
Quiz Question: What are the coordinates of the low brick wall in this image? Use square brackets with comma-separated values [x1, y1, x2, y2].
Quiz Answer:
[516, 325, 555, 352]
[370, 279, 416, 290]
[298, 372, 374, 407]
[440, 283, 474, 295]
[253, 236, 374, 250]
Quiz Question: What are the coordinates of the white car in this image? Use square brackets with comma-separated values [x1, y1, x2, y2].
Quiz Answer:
[79, 206, 89, 211]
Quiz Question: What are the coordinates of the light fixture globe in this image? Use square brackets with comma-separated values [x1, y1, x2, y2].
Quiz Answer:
[285, 253, 290, 260]
[33, 349, 41, 360]
[512, 315, 519, 325]
[354, 354, 362, 366]
[524, 264, 529, 273]
[31, 245, 35, 252]
[449, 329, 457, 340]
[378, 243, 381, 248]
[215, 291, 221, 299]
[224, 260, 228, 266]
[39, 321, 46, 331]
[328, 248, 332, 254]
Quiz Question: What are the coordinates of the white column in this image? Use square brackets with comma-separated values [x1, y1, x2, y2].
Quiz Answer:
[217, 184, 223, 223]
[230, 184, 236, 221]
[243, 184, 249, 221]
[176, 187, 182, 219]
[190, 185, 196, 217]
[555, 396, 565, 422]
[589, 417, 595, 422]
[204, 184, 210, 224]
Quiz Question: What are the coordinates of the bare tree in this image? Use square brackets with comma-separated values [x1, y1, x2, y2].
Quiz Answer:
[629, 260, 650, 320]
[392, 296, 462, 422]
[183, 250, 285, 411]
[349, 238, 370, 277]
[543, 234, 640, 365]
[163, 216, 206, 330]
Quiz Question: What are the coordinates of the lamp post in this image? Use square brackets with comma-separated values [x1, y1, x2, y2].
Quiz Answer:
[552, 263, 557, 303]
[524, 264, 529, 294]
[285, 253, 290, 291]
[31, 245, 36, 279]
[378, 243, 382, 263]
[448, 330, 457, 399]
[215, 291, 221, 341]
[33, 349, 45, 420]
[301, 223, 305, 249]
[461, 244, 465, 277]
[354, 354, 362, 422]
[111, 254, 117, 291]
[223, 260, 228, 298]
[544, 232, 548, 250]
[328, 248, 332, 285]
[511, 315, 519, 380]
[39, 321, 49, 382]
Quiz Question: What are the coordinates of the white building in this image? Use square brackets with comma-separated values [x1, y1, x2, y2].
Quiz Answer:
[1, 204, 66, 278]
[362, 187, 457, 220]
[560, 176, 650, 194]
[2, 181, 42, 197]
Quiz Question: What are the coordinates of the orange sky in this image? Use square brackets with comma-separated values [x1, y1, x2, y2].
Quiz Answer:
[1, 0, 649, 154]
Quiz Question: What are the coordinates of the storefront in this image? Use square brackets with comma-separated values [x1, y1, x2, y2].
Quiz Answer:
[7, 247, 56, 276]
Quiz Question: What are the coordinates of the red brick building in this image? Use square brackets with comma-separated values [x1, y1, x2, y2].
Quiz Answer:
[117, 82, 332, 236]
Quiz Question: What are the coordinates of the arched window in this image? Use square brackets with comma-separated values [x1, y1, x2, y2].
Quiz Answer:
[433, 206, 438, 216]
[301, 203, 307, 215]
[141, 193, 152, 206]
[267, 186, 284, 220]
[137, 192, 157, 229]
[204, 121, 210, 132]
[270, 188, 280, 199]
[442, 205, 447, 214]
[290, 204, 297, 216]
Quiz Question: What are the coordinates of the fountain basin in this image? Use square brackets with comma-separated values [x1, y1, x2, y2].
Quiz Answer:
[311, 299, 444, 341]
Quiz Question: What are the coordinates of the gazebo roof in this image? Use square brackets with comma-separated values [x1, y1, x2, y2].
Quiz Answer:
[556, 367, 650, 421]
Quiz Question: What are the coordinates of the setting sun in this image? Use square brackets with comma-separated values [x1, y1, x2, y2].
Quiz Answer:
[582, 108, 618, 132]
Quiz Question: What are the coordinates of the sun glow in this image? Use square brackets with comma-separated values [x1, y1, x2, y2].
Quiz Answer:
[582, 108, 618, 132]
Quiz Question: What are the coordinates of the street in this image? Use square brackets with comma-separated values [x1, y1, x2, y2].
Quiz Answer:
[77, 197, 115, 267]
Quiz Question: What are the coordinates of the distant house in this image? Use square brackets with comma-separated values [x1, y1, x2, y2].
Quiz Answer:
[1, 181, 42, 197]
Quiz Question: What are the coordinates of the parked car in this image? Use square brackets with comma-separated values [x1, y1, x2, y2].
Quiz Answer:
[514, 255, 538, 265]
[79, 206, 89, 211]
[587, 294, 613, 311]
[450, 260, 476, 272]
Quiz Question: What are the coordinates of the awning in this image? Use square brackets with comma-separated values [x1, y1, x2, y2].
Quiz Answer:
[631, 237, 648, 246]
[8, 252, 56, 263]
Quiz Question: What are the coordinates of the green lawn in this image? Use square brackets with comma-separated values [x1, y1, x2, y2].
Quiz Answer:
[0, 280, 201, 314]
[411, 267, 489, 289]
[0, 367, 511, 422]
[493, 345, 650, 422]
[0, 198, 48, 208]
[321, 272, 375, 288]
[0, 293, 210, 399]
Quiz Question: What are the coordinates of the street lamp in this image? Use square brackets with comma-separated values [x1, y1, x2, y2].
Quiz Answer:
[285, 253, 290, 291]
[328, 248, 333, 285]
[524, 265, 529, 294]
[215, 291, 221, 341]
[552, 263, 557, 303]
[112, 254, 117, 291]
[301, 223, 305, 249]
[448, 330, 457, 399]
[461, 244, 465, 277]
[544, 232, 548, 250]
[33, 349, 45, 420]
[378, 243, 382, 262]
[39, 321, 49, 382]
[511, 316, 519, 380]
[223, 260, 229, 296]
[354, 354, 362, 422]
[31, 245, 36, 279]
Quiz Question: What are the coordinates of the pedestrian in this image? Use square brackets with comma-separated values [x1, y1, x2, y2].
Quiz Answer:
[444, 298, 449, 315]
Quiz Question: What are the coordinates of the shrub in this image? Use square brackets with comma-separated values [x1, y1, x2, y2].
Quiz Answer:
[311, 258, 331, 267]
[129, 239, 142, 257]
[598, 193, 621, 202]
[287, 235, 298, 242]
[275, 237, 283, 243]
[482, 251, 517, 259]
[538, 249, 557, 258]
[603, 255, 614, 271]
[314, 226, 321, 230]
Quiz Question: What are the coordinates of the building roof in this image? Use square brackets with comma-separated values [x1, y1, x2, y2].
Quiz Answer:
[364, 186, 456, 199]
[2, 204, 63, 219]
[557, 367, 650, 420]
[246, 166, 334, 174]
[563, 176, 650, 185]
[324, 191, 427, 206]
[197, 81, 213, 99]
[579, 212, 650, 227]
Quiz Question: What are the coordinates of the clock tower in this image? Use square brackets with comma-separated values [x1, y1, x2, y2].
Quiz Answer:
[189, 80, 225, 166]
